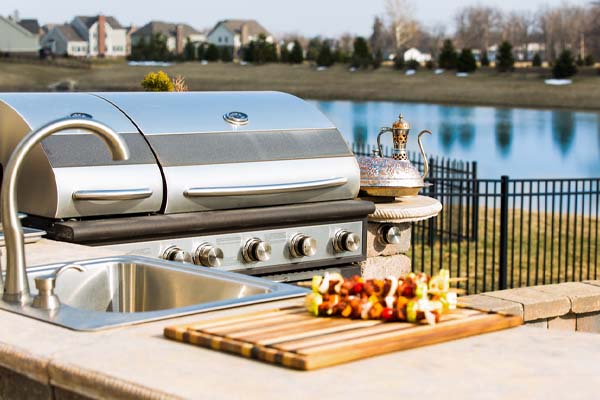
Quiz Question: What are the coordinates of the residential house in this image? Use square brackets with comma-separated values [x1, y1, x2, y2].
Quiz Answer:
[131, 21, 205, 55]
[41, 24, 88, 57]
[126, 25, 138, 56]
[207, 19, 273, 55]
[0, 15, 39, 55]
[403, 48, 431, 64]
[70, 15, 127, 57]
[485, 42, 545, 63]
[18, 19, 42, 37]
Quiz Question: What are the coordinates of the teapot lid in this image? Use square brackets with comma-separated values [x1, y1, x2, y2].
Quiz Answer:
[392, 114, 410, 130]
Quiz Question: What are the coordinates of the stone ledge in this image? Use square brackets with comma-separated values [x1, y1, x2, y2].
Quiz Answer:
[583, 280, 600, 288]
[534, 282, 600, 314]
[367, 196, 442, 223]
[482, 287, 571, 322]
[457, 294, 523, 318]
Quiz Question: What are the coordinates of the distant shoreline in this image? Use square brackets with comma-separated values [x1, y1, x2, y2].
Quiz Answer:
[1, 61, 599, 112]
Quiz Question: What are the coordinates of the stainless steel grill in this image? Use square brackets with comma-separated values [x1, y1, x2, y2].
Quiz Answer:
[0, 91, 374, 277]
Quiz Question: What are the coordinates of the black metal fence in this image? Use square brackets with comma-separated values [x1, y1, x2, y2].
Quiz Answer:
[351, 142, 599, 295]
[411, 177, 600, 294]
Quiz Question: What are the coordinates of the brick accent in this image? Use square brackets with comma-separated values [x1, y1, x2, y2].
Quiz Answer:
[97, 15, 106, 56]
[175, 24, 184, 55]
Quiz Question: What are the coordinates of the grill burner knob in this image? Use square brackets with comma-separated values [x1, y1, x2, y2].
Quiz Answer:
[242, 238, 272, 263]
[333, 230, 361, 253]
[194, 243, 224, 267]
[162, 246, 192, 263]
[289, 234, 317, 258]
[378, 224, 402, 245]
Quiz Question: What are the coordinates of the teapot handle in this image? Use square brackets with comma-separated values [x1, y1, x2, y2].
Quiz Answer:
[375, 127, 393, 157]
[418, 130, 432, 179]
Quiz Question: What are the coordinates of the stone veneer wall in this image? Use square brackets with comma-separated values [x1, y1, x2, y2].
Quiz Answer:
[360, 222, 412, 279]
[459, 281, 600, 333]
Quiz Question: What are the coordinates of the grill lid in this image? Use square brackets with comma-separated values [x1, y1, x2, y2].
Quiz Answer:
[95, 91, 360, 214]
[0, 93, 164, 218]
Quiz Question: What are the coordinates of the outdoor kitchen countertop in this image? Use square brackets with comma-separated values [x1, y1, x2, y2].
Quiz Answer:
[1, 240, 600, 399]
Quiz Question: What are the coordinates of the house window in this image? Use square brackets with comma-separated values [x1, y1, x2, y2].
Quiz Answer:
[224, 37, 228, 43]
[218, 37, 222, 43]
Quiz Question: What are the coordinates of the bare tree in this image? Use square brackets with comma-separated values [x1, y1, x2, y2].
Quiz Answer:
[501, 11, 532, 47]
[454, 5, 503, 51]
[538, 4, 587, 61]
[585, 2, 600, 59]
[384, 0, 419, 50]
[369, 16, 387, 53]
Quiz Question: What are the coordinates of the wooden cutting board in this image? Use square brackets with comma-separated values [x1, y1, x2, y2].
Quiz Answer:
[164, 305, 522, 370]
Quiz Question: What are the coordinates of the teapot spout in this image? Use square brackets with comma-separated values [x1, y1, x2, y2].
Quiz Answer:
[418, 130, 432, 179]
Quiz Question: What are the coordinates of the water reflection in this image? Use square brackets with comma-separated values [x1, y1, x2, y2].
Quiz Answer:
[458, 108, 475, 150]
[438, 106, 455, 152]
[351, 102, 368, 144]
[436, 107, 476, 151]
[310, 99, 599, 178]
[552, 111, 576, 156]
[495, 109, 513, 157]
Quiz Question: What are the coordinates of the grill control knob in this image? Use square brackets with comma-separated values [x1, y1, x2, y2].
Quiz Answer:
[289, 234, 318, 258]
[379, 224, 402, 245]
[194, 243, 224, 267]
[162, 246, 192, 263]
[333, 230, 361, 253]
[242, 238, 272, 263]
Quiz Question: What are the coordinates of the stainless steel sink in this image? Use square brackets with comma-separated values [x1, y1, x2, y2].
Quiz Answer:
[0, 256, 307, 331]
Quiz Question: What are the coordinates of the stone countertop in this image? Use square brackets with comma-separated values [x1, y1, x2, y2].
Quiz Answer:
[1, 241, 600, 399]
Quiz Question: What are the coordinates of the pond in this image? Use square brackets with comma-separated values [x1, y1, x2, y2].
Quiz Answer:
[309, 100, 600, 179]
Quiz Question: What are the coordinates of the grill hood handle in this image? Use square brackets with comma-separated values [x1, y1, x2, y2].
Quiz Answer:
[184, 177, 348, 197]
[72, 188, 153, 201]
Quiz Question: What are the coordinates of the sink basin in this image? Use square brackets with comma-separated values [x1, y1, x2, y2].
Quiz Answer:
[0, 256, 307, 331]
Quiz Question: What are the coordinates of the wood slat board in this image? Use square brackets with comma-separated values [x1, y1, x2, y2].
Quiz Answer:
[164, 306, 522, 370]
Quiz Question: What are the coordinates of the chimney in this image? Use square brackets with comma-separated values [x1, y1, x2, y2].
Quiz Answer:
[98, 15, 106, 57]
[240, 23, 249, 46]
[176, 24, 184, 55]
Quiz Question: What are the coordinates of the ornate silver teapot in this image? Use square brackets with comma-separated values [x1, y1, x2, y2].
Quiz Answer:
[357, 114, 431, 198]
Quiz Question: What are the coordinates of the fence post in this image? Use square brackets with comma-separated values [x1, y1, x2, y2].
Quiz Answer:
[499, 175, 509, 290]
[471, 161, 479, 241]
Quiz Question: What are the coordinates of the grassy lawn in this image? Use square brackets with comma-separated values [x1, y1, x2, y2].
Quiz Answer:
[2, 60, 600, 111]
[409, 207, 599, 294]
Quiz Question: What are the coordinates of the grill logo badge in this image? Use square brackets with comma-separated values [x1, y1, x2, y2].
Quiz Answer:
[69, 112, 93, 119]
[223, 111, 249, 126]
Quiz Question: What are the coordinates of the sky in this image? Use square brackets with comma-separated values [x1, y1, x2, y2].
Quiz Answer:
[1, 0, 591, 37]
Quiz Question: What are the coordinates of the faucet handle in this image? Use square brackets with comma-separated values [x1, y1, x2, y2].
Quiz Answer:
[32, 264, 86, 310]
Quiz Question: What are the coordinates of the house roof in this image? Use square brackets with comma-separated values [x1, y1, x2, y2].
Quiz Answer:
[132, 21, 201, 39]
[18, 19, 40, 35]
[208, 19, 271, 39]
[56, 24, 85, 42]
[74, 15, 123, 29]
[0, 15, 37, 37]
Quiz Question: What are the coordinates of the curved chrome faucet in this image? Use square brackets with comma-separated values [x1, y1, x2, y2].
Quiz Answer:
[1, 117, 129, 304]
